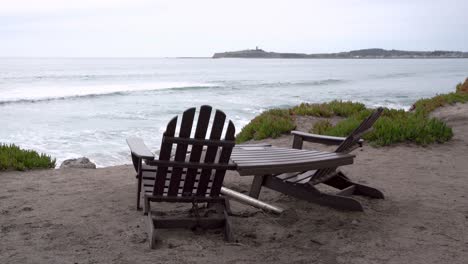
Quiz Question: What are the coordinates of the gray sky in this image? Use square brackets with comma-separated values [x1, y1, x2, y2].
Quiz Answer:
[1, 0, 467, 57]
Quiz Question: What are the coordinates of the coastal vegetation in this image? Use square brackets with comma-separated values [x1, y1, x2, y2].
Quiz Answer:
[213, 48, 468, 59]
[236, 79, 468, 146]
[0, 144, 56, 171]
[412, 80, 468, 115]
[235, 109, 295, 143]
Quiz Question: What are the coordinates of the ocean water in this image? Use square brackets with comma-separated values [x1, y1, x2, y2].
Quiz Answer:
[1, 58, 467, 167]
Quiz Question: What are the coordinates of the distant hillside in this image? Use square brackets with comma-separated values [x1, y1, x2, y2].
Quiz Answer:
[213, 48, 468, 59]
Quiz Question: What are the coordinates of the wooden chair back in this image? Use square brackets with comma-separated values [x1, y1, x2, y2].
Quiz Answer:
[149, 105, 236, 198]
[335, 107, 384, 153]
[311, 107, 384, 183]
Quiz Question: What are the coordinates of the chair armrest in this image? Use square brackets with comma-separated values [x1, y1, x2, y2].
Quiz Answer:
[236, 143, 272, 148]
[126, 137, 155, 160]
[291, 131, 363, 147]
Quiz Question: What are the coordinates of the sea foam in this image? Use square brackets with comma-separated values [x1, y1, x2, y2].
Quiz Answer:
[0, 82, 219, 105]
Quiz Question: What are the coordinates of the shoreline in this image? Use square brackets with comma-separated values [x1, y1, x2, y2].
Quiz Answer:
[2, 60, 467, 169]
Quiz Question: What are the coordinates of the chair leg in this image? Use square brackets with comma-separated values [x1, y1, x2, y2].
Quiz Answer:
[224, 198, 233, 216]
[136, 174, 142, 211]
[303, 184, 364, 211]
[324, 172, 384, 199]
[143, 196, 150, 215]
[146, 212, 157, 249]
[249, 175, 265, 199]
[263, 176, 364, 211]
[354, 183, 384, 199]
[222, 199, 234, 242]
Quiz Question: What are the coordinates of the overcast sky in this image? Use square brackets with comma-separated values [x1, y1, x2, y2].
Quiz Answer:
[1, 0, 467, 57]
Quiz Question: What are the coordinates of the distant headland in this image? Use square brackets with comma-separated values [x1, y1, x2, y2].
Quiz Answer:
[213, 47, 468, 59]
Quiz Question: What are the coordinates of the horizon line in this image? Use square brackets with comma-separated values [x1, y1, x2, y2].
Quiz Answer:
[1, 47, 468, 59]
[0, 56, 213, 59]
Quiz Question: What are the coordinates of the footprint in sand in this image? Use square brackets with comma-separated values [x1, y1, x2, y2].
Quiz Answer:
[129, 233, 147, 244]
[413, 225, 427, 231]
[21, 207, 34, 212]
[1, 224, 17, 233]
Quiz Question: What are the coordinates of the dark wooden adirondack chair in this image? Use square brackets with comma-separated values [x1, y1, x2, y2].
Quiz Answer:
[249, 107, 384, 211]
[127, 105, 236, 248]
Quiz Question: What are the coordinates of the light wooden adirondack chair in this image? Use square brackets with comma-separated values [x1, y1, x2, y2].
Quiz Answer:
[249, 107, 384, 211]
[127, 105, 236, 248]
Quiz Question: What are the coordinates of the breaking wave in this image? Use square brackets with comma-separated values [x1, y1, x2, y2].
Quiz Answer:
[0, 82, 220, 105]
[253, 79, 346, 87]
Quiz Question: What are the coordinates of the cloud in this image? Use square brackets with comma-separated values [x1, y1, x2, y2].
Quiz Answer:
[0, 0, 467, 56]
[0, 0, 155, 14]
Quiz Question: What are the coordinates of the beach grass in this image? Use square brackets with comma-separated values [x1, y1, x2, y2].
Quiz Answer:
[0, 144, 56, 171]
[236, 109, 295, 143]
[237, 79, 467, 146]
[456, 78, 468, 93]
[412, 91, 468, 115]
[314, 109, 453, 146]
[290, 100, 367, 117]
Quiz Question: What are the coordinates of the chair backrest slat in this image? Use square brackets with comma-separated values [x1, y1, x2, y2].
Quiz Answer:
[167, 108, 195, 196]
[182, 105, 212, 195]
[149, 105, 235, 199]
[312, 107, 383, 183]
[210, 121, 236, 196]
[335, 107, 384, 153]
[153, 116, 177, 195]
[196, 109, 226, 196]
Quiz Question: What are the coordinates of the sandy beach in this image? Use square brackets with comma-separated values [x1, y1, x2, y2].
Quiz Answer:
[1, 103, 467, 264]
